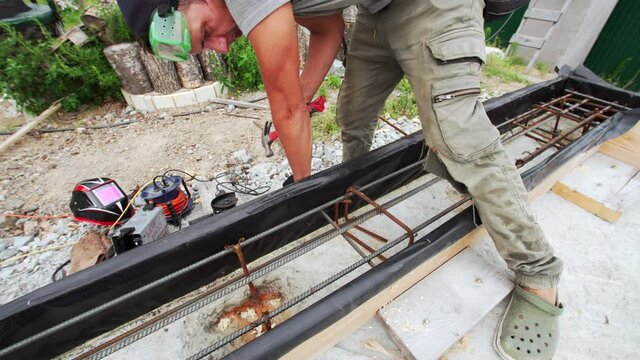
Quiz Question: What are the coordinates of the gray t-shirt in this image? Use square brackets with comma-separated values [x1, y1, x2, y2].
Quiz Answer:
[226, 0, 391, 35]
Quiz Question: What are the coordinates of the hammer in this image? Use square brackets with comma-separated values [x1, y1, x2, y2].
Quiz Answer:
[260, 96, 326, 157]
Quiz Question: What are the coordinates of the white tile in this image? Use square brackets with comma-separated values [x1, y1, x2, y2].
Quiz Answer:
[172, 90, 198, 108]
[152, 94, 176, 110]
[194, 84, 216, 104]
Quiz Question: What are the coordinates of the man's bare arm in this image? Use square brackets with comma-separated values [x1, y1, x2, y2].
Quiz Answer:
[248, 3, 311, 181]
[296, 15, 344, 102]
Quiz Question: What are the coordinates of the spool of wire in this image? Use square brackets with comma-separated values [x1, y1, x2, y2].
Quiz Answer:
[141, 175, 193, 226]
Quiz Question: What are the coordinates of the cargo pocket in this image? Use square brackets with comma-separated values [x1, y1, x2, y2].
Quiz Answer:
[431, 75, 500, 161]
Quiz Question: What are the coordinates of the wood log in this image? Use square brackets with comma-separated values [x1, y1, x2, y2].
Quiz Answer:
[103, 42, 153, 95]
[337, 5, 358, 61]
[198, 49, 216, 81]
[139, 50, 181, 94]
[297, 25, 309, 71]
[175, 54, 205, 89]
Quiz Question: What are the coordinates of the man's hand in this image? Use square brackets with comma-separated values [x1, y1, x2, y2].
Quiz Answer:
[248, 4, 311, 181]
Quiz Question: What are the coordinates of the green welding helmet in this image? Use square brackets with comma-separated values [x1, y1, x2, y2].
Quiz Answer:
[149, 3, 191, 62]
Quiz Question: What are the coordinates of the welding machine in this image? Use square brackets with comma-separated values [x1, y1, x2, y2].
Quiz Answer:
[69, 178, 134, 225]
[110, 205, 167, 254]
[141, 175, 193, 225]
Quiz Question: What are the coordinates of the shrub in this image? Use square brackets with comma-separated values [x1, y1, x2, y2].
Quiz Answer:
[213, 36, 263, 92]
[0, 24, 121, 113]
[99, 3, 135, 44]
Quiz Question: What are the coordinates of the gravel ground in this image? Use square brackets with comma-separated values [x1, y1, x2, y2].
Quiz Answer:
[0, 91, 425, 305]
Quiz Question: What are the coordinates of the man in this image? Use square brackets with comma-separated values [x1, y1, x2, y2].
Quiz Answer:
[118, 1, 563, 359]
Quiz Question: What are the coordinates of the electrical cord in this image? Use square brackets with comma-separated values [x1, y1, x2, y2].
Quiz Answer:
[163, 169, 271, 196]
[486, 11, 515, 45]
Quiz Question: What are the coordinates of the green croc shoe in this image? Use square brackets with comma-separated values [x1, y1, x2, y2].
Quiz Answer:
[494, 285, 563, 360]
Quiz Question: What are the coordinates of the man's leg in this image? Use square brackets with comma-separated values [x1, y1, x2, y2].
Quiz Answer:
[386, 0, 563, 357]
[336, 6, 404, 162]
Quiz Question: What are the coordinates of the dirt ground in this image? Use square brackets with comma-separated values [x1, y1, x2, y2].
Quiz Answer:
[0, 94, 285, 233]
[0, 71, 547, 227]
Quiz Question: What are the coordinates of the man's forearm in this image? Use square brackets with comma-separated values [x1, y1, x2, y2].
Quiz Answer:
[296, 15, 344, 102]
[249, 4, 313, 181]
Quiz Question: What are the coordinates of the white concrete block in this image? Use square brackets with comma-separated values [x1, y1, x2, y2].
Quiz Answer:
[130, 94, 153, 112]
[194, 84, 216, 104]
[152, 94, 176, 110]
[121, 89, 133, 106]
[143, 95, 156, 112]
[212, 81, 228, 97]
[172, 90, 198, 108]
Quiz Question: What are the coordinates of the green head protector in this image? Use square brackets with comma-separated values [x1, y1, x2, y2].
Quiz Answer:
[149, 0, 191, 62]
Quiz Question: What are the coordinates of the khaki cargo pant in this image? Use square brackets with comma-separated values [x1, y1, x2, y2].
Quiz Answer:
[337, 0, 563, 289]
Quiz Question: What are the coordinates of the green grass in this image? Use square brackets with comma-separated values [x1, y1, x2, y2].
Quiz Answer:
[483, 53, 531, 84]
[325, 74, 342, 89]
[383, 77, 418, 119]
[311, 105, 339, 140]
[534, 62, 551, 74]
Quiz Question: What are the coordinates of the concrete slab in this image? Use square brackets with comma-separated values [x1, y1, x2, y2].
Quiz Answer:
[443, 154, 640, 360]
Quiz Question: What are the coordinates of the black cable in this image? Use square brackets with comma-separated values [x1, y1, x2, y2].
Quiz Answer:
[164, 169, 271, 196]
[212, 172, 270, 196]
[51, 259, 71, 283]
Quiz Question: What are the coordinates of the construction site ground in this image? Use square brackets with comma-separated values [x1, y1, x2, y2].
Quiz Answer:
[3, 69, 638, 360]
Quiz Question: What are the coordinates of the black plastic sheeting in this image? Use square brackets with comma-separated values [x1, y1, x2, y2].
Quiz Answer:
[0, 67, 638, 359]
[226, 67, 640, 360]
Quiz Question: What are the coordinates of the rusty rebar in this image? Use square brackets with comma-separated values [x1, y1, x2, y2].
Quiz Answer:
[226, 241, 258, 298]
[347, 186, 415, 246]
[378, 116, 409, 136]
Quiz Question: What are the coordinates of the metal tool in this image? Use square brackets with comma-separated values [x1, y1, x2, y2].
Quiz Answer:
[259, 96, 326, 157]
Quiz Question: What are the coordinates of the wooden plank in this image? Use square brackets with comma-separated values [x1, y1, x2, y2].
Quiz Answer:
[599, 123, 640, 168]
[377, 248, 513, 360]
[552, 182, 622, 223]
[510, 34, 546, 49]
[524, 8, 562, 22]
[0, 102, 61, 154]
[281, 146, 599, 360]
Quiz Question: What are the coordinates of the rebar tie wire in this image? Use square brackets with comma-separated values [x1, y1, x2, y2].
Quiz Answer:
[0, 159, 427, 359]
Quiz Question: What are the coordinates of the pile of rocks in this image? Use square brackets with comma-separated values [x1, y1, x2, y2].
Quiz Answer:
[0, 218, 88, 304]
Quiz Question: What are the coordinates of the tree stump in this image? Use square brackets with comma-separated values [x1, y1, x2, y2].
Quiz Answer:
[297, 25, 310, 71]
[338, 6, 358, 61]
[198, 49, 216, 81]
[140, 50, 181, 94]
[103, 42, 153, 95]
[175, 54, 205, 88]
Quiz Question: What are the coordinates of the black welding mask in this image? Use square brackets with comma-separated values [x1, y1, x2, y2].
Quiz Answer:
[69, 178, 134, 225]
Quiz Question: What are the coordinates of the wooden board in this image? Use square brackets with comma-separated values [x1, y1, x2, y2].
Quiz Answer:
[551, 182, 622, 223]
[377, 248, 513, 360]
[280, 145, 600, 360]
[599, 123, 640, 168]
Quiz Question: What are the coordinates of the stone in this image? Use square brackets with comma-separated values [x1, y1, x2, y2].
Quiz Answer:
[0, 249, 19, 261]
[23, 221, 39, 236]
[12, 235, 34, 248]
[44, 232, 60, 243]
[6, 199, 24, 210]
[233, 149, 252, 164]
[226, 104, 236, 112]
